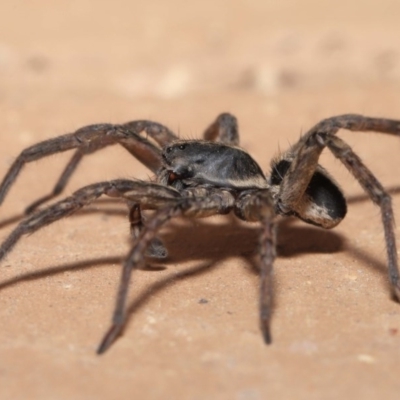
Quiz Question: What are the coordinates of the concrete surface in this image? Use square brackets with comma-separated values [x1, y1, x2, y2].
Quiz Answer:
[0, 1, 399, 399]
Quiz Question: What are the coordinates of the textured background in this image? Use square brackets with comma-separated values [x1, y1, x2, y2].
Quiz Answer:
[0, 1, 399, 399]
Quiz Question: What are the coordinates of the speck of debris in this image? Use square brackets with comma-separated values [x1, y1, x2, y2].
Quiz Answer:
[389, 328, 398, 336]
[357, 354, 376, 364]
[198, 298, 208, 304]
[25, 54, 50, 73]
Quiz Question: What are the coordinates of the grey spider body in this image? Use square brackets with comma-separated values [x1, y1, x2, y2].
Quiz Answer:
[0, 112, 399, 354]
[161, 141, 268, 190]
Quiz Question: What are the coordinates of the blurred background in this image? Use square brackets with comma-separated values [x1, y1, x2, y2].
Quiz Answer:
[1, 0, 399, 171]
[0, 1, 400, 399]
[1, 0, 400, 98]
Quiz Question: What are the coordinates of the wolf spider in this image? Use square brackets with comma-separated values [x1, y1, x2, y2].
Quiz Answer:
[0, 113, 399, 354]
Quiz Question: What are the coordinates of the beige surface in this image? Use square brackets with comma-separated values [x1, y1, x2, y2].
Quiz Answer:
[0, 1, 400, 399]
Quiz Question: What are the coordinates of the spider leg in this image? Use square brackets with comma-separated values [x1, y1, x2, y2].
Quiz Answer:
[327, 135, 399, 299]
[0, 120, 178, 211]
[97, 188, 235, 354]
[235, 190, 277, 344]
[121, 120, 178, 147]
[277, 114, 400, 300]
[0, 180, 180, 263]
[278, 114, 400, 213]
[128, 202, 167, 258]
[203, 113, 240, 145]
[24, 147, 96, 214]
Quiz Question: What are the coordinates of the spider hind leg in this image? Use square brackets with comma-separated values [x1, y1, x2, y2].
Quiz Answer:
[274, 114, 400, 300]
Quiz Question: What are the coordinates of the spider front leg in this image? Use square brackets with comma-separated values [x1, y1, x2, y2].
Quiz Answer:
[235, 190, 277, 344]
[24, 144, 103, 214]
[98, 188, 235, 354]
[0, 180, 181, 263]
[0, 120, 178, 213]
[275, 114, 400, 301]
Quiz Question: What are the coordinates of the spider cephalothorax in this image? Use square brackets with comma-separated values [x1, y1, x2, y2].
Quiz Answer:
[0, 112, 399, 353]
[160, 141, 268, 190]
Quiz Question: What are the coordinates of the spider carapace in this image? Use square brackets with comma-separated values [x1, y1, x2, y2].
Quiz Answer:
[0, 112, 399, 353]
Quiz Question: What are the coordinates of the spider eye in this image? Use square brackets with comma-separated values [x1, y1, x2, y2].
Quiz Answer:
[165, 146, 173, 153]
[178, 144, 186, 150]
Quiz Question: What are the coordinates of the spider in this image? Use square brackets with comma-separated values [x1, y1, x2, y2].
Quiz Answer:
[0, 113, 399, 354]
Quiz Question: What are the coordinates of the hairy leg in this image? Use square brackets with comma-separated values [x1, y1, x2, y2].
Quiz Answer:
[278, 114, 400, 213]
[98, 188, 235, 353]
[25, 146, 99, 214]
[0, 120, 178, 211]
[203, 113, 240, 145]
[0, 180, 180, 262]
[277, 114, 400, 300]
[128, 202, 167, 258]
[234, 189, 276, 344]
[234, 189, 277, 344]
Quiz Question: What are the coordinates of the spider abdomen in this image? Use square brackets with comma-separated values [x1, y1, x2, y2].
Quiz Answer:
[270, 158, 347, 228]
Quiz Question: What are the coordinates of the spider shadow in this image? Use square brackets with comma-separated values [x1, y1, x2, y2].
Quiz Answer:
[124, 181, 400, 323]
[0, 256, 125, 292]
[121, 215, 347, 340]
[0, 186, 399, 348]
[157, 214, 345, 264]
[0, 214, 346, 293]
[0, 207, 347, 347]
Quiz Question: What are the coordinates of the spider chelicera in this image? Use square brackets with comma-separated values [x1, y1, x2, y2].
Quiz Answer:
[0, 113, 399, 354]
